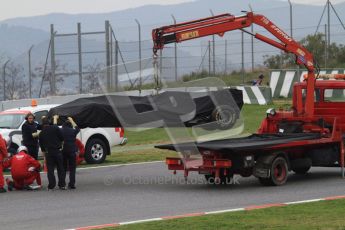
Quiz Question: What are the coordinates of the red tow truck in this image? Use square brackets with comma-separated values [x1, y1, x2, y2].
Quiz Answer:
[153, 12, 345, 186]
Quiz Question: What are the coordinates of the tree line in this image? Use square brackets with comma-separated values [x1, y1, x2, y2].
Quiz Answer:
[0, 58, 107, 101]
[263, 33, 345, 69]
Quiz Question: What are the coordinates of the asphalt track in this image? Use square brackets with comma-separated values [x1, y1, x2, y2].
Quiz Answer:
[1, 162, 345, 230]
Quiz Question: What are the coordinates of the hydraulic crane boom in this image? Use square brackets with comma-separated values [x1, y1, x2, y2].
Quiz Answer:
[152, 12, 316, 117]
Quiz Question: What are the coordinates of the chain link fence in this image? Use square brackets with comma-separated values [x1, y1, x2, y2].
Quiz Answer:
[1, 2, 345, 100]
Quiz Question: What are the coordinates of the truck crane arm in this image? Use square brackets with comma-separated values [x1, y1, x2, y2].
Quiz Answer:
[152, 12, 316, 116]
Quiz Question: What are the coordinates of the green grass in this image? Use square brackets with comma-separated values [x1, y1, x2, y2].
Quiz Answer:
[101, 199, 345, 230]
[181, 70, 270, 87]
[77, 149, 178, 168]
[123, 70, 271, 91]
[124, 128, 170, 146]
[241, 104, 271, 134]
[101, 149, 177, 165]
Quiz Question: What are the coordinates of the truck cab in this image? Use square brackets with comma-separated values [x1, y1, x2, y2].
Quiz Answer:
[294, 80, 345, 131]
[0, 103, 127, 164]
[257, 80, 345, 134]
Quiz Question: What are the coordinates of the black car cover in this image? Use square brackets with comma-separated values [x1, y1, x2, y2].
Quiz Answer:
[48, 89, 243, 128]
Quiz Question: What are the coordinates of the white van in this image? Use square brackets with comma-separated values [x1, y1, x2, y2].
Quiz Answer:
[0, 103, 127, 164]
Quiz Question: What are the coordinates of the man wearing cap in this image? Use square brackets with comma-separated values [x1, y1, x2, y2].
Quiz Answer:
[4, 146, 41, 191]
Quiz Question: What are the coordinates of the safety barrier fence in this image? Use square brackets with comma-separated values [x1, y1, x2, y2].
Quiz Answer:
[270, 69, 345, 98]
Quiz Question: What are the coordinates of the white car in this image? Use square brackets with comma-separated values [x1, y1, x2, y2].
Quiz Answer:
[0, 103, 127, 164]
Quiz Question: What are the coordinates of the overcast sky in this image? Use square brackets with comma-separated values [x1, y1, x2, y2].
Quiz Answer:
[0, 0, 344, 21]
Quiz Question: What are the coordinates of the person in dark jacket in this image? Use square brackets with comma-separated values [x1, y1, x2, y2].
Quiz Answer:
[39, 115, 66, 190]
[61, 117, 80, 189]
[21, 113, 41, 160]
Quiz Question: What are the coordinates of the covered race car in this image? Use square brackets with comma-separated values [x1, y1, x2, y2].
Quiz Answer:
[48, 89, 243, 130]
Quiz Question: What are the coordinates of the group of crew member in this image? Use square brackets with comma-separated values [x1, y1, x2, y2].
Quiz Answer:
[0, 113, 81, 192]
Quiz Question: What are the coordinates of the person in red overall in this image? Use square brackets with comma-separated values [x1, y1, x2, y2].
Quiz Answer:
[4, 146, 41, 191]
[0, 134, 8, 193]
[75, 139, 85, 166]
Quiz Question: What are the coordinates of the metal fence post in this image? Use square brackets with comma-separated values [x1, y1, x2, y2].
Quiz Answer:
[324, 24, 327, 68]
[288, 0, 293, 38]
[210, 10, 215, 75]
[77, 23, 83, 93]
[251, 24, 254, 72]
[2, 60, 10, 101]
[115, 40, 119, 91]
[135, 19, 142, 91]
[225, 40, 227, 74]
[159, 49, 163, 85]
[50, 24, 56, 95]
[241, 30, 244, 84]
[105, 20, 111, 91]
[213, 36, 216, 75]
[171, 14, 178, 81]
[208, 41, 211, 75]
[110, 26, 113, 88]
[39, 38, 52, 98]
[28, 45, 34, 98]
[327, 0, 330, 49]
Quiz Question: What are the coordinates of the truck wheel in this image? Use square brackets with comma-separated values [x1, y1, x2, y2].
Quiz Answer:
[292, 166, 311, 175]
[85, 138, 108, 164]
[259, 157, 288, 186]
[211, 105, 237, 130]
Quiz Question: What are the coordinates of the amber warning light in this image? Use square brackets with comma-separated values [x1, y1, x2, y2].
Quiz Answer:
[31, 99, 38, 107]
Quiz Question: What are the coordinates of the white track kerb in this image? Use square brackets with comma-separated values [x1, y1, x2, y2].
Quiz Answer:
[3, 161, 164, 178]
[66, 195, 345, 230]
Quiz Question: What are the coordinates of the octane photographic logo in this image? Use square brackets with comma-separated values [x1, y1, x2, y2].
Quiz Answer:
[103, 174, 241, 186]
[97, 57, 244, 167]
[103, 174, 115, 186]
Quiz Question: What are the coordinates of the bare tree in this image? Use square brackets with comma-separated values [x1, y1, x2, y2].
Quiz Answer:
[83, 62, 105, 94]
[5, 62, 28, 100]
[0, 55, 6, 65]
[34, 61, 67, 97]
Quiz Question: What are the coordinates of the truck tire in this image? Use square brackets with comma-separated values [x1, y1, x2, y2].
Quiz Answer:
[259, 157, 288, 186]
[84, 138, 108, 164]
[211, 105, 237, 130]
[292, 166, 311, 175]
